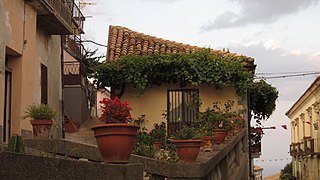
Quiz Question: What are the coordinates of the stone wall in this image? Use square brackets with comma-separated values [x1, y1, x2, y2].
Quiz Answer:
[23, 129, 249, 180]
[0, 152, 143, 180]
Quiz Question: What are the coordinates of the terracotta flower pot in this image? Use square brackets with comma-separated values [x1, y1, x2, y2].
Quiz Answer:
[91, 123, 140, 163]
[153, 141, 162, 149]
[212, 129, 228, 144]
[172, 139, 202, 162]
[201, 136, 215, 151]
[30, 120, 53, 138]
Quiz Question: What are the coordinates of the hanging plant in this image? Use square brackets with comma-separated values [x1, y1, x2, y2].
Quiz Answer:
[249, 80, 279, 124]
[95, 50, 254, 92]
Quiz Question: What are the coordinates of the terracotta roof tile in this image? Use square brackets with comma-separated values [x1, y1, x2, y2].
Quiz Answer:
[107, 25, 255, 69]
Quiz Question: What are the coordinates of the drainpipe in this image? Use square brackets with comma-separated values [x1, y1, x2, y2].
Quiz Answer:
[247, 89, 253, 179]
[60, 36, 65, 139]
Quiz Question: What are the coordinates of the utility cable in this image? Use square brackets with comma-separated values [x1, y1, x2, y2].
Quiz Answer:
[255, 72, 320, 80]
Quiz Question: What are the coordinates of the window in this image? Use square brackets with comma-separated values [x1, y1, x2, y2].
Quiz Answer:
[167, 89, 199, 133]
[41, 64, 48, 104]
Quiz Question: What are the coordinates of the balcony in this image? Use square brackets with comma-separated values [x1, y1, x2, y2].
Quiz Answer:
[63, 61, 87, 86]
[27, 0, 84, 35]
[250, 128, 263, 158]
[303, 138, 315, 155]
[62, 35, 84, 59]
[290, 139, 315, 156]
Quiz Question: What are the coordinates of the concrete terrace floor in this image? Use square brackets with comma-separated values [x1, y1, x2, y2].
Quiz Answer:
[64, 116, 100, 145]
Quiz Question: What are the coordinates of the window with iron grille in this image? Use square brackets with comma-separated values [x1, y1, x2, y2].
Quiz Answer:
[167, 89, 199, 133]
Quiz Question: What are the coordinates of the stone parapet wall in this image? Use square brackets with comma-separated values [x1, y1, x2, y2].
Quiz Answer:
[0, 152, 143, 180]
[23, 130, 248, 180]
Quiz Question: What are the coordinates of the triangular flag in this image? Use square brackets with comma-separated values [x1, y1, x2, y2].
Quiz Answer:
[281, 125, 287, 130]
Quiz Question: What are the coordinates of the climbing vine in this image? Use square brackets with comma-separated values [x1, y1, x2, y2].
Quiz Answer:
[95, 50, 253, 92]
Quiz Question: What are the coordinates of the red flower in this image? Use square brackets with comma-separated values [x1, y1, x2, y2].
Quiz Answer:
[99, 96, 132, 123]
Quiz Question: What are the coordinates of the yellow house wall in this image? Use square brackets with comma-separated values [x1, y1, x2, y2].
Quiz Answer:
[121, 84, 239, 131]
[0, 0, 63, 140]
[287, 79, 320, 179]
[288, 89, 320, 147]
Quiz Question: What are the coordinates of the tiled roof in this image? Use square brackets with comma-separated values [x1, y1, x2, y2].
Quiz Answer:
[254, 165, 263, 171]
[107, 25, 255, 69]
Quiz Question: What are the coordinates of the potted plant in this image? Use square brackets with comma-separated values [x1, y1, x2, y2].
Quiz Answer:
[91, 96, 140, 163]
[22, 104, 58, 138]
[251, 133, 262, 154]
[170, 126, 202, 162]
[150, 122, 167, 148]
[199, 129, 216, 151]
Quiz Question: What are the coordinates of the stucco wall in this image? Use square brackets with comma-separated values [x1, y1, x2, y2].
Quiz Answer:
[0, 0, 63, 140]
[64, 87, 88, 124]
[121, 84, 239, 131]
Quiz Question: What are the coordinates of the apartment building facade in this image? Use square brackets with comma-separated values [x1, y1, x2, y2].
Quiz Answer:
[286, 76, 320, 179]
[0, 0, 84, 142]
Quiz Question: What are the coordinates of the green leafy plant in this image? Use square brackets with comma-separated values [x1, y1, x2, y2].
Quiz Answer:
[250, 80, 279, 125]
[95, 50, 253, 93]
[170, 126, 201, 140]
[22, 104, 57, 120]
[133, 126, 156, 158]
[150, 122, 167, 144]
[280, 162, 293, 180]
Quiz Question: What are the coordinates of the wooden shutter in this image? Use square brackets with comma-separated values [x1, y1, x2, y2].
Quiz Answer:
[41, 64, 48, 104]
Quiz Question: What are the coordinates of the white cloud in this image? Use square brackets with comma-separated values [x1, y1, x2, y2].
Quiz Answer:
[201, 0, 319, 30]
[264, 39, 281, 50]
[290, 49, 302, 56]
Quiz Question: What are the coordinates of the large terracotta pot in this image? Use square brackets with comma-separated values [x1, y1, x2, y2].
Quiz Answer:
[91, 123, 140, 163]
[212, 129, 228, 144]
[172, 139, 202, 162]
[30, 120, 53, 138]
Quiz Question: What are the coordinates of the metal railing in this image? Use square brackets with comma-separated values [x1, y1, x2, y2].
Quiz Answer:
[45, 0, 73, 27]
[303, 138, 314, 155]
[71, 1, 85, 31]
[64, 62, 86, 77]
[63, 35, 84, 59]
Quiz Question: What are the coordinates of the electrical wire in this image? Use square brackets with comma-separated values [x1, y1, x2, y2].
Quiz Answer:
[255, 72, 320, 80]
[81, 37, 108, 48]
[256, 71, 319, 75]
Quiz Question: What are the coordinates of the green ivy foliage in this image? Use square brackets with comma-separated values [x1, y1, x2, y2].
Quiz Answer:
[250, 80, 279, 123]
[95, 50, 253, 92]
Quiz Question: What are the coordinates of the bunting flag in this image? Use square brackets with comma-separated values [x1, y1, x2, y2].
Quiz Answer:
[254, 158, 291, 162]
[281, 125, 287, 130]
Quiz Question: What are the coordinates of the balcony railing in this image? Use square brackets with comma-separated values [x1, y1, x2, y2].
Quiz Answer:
[290, 139, 315, 156]
[63, 35, 84, 59]
[27, 0, 84, 35]
[63, 62, 87, 86]
[303, 138, 315, 155]
[68, 1, 85, 34]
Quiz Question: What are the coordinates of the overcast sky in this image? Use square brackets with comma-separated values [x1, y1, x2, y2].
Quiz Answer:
[79, 0, 320, 176]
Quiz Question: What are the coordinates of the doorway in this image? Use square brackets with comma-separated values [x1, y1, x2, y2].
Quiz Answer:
[3, 59, 12, 142]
